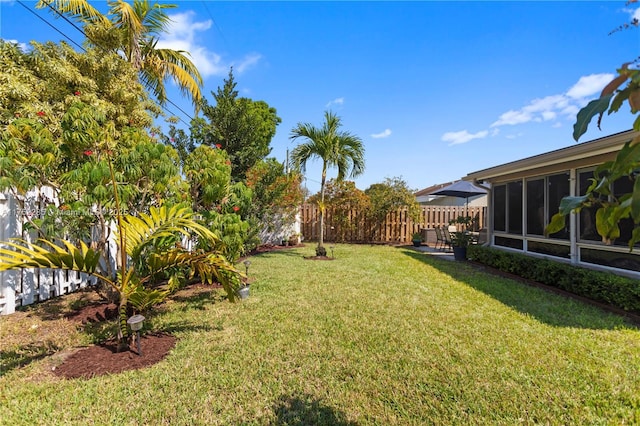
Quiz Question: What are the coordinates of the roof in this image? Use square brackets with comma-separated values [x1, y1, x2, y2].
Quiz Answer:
[414, 181, 456, 197]
[464, 129, 638, 183]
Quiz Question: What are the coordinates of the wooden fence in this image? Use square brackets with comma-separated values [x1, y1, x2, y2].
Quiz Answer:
[299, 204, 486, 244]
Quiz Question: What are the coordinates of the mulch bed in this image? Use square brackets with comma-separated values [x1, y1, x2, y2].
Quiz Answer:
[53, 332, 177, 379]
[64, 303, 118, 324]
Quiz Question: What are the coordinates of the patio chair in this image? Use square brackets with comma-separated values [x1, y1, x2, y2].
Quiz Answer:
[442, 227, 453, 252]
[434, 226, 444, 250]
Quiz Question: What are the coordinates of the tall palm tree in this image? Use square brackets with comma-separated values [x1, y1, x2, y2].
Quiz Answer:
[289, 111, 365, 255]
[36, 0, 203, 106]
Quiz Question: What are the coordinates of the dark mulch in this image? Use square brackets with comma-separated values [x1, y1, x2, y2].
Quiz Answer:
[53, 332, 176, 379]
[64, 302, 118, 324]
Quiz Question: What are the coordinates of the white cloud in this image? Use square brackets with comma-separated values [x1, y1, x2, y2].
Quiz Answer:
[505, 132, 524, 140]
[371, 129, 392, 139]
[157, 11, 261, 78]
[4, 39, 28, 51]
[233, 53, 262, 73]
[488, 73, 614, 130]
[442, 130, 489, 146]
[326, 97, 344, 108]
[566, 73, 614, 99]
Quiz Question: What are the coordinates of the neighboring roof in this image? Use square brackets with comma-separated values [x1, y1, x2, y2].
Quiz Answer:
[414, 181, 456, 197]
[465, 129, 638, 183]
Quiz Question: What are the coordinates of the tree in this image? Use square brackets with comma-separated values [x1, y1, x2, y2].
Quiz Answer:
[546, 9, 640, 248]
[36, 0, 203, 106]
[365, 177, 420, 241]
[308, 179, 369, 242]
[0, 41, 161, 261]
[245, 158, 304, 246]
[290, 111, 365, 255]
[197, 70, 281, 181]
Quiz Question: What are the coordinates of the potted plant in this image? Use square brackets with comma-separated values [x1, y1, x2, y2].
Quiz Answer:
[411, 232, 423, 247]
[451, 231, 472, 260]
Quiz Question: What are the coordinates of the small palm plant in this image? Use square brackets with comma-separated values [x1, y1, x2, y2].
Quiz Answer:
[0, 204, 241, 348]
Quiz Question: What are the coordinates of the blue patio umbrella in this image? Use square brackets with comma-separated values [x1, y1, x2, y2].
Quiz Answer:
[431, 180, 488, 217]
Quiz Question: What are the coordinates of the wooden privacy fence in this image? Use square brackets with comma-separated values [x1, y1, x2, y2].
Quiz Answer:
[299, 204, 486, 244]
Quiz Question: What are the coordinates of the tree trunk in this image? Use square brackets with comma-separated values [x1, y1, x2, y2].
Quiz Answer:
[319, 164, 327, 249]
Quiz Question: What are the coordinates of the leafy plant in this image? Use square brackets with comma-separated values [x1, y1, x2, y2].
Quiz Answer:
[0, 204, 241, 348]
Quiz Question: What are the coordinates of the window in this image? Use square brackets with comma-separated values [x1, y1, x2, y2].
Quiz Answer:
[577, 169, 639, 247]
[578, 170, 600, 242]
[493, 182, 522, 234]
[494, 185, 506, 232]
[526, 179, 545, 235]
[507, 181, 523, 234]
[547, 173, 570, 240]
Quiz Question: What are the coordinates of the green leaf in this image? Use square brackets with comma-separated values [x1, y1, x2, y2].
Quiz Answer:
[631, 176, 640, 223]
[545, 212, 567, 236]
[573, 94, 613, 141]
[596, 206, 621, 244]
[558, 195, 590, 215]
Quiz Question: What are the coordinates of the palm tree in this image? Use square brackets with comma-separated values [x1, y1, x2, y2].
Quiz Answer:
[36, 0, 203, 106]
[289, 111, 365, 255]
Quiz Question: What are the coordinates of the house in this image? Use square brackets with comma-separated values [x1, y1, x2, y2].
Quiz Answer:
[415, 181, 487, 207]
[464, 129, 640, 277]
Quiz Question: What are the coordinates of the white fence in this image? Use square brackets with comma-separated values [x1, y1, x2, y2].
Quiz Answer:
[0, 188, 301, 315]
[0, 190, 98, 315]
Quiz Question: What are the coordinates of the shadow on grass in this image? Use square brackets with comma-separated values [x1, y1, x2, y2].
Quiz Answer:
[399, 247, 637, 330]
[271, 393, 357, 426]
[0, 342, 59, 377]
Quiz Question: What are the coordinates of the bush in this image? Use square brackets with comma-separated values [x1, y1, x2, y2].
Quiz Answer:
[468, 245, 640, 313]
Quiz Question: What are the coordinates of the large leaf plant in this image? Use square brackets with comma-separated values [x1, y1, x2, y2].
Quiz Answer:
[0, 203, 241, 347]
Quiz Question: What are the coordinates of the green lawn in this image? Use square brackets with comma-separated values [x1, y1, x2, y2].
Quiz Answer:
[1, 244, 640, 424]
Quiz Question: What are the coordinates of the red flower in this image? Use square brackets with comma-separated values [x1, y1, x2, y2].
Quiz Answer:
[74, 91, 81, 96]
[215, 144, 222, 149]
[36, 111, 45, 116]
[170, 138, 175, 143]
[83, 150, 93, 156]
[225, 160, 231, 165]
[233, 206, 240, 212]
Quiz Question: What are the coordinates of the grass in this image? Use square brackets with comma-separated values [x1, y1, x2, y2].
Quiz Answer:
[1, 244, 640, 424]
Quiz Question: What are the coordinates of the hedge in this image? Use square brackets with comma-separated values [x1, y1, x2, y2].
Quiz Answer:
[467, 245, 640, 313]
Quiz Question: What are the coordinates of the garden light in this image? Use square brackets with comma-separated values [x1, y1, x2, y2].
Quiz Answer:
[127, 314, 145, 356]
[243, 259, 251, 276]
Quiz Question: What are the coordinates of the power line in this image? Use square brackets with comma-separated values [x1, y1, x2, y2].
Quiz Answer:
[16, 0, 85, 52]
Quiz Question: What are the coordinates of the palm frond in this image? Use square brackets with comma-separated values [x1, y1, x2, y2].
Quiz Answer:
[120, 204, 218, 260]
[36, 0, 109, 24]
[145, 249, 241, 301]
[0, 238, 110, 283]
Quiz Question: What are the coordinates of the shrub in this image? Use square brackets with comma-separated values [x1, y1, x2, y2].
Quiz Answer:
[468, 245, 640, 313]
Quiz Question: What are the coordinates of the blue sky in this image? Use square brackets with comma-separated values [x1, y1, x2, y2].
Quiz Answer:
[2, 1, 640, 195]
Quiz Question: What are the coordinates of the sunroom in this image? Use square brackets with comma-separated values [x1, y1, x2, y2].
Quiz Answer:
[464, 129, 640, 277]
